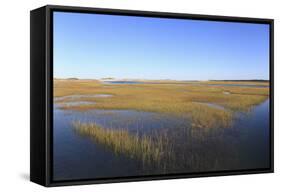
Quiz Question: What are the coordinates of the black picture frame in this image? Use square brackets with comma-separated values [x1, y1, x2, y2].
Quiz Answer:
[30, 4, 274, 187]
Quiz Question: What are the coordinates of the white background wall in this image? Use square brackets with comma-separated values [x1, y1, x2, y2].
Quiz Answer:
[0, 0, 279, 191]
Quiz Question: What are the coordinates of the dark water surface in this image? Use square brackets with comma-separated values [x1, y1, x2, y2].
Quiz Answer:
[53, 99, 270, 181]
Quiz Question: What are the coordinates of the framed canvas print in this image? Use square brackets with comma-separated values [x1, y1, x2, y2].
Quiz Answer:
[30, 5, 274, 187]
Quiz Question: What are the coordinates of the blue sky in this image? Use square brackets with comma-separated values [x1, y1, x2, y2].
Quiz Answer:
[53, 12, 270, 80]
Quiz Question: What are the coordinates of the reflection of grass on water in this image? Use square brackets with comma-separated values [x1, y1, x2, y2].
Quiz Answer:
[73, 121, 172, 166]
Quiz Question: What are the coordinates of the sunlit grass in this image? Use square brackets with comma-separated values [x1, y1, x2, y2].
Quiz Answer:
[55, 79, 269, 128]
[197, 80, 269, 86]
[73, 121, 172, 165]
[73, 120, 239, 172]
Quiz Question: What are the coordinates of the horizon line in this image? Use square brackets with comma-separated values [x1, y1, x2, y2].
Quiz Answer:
[53, 77, 270, 81]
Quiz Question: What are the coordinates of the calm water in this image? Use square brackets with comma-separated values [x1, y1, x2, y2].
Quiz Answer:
[53, 99, 270, 181]
[54, 94, 113, 102]
[103, 81, 268, 88]
[103, 81, 143, 84]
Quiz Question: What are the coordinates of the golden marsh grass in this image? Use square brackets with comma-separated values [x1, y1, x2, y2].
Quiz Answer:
[73, 121, 172, 166]
[55, 79, 268, 128]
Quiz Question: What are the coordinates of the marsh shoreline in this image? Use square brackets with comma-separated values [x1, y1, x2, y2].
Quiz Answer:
[53, 79, 270, 180]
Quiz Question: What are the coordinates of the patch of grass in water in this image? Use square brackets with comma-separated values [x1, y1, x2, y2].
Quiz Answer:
[73, 119, 239, 172]
[73, 121, 172, 166]
[189, 104, 233, 128]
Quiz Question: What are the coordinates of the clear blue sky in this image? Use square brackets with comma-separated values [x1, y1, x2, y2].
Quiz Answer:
[53, 11, 270, 80]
